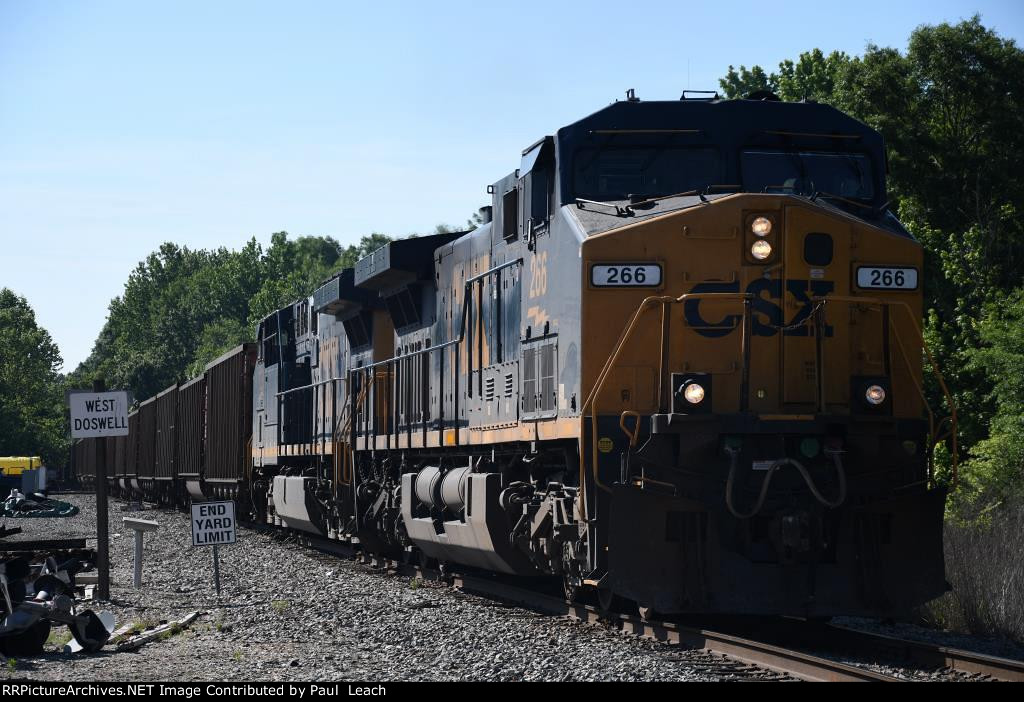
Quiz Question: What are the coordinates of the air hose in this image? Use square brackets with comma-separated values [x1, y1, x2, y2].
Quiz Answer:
[724, 446, 847, 519]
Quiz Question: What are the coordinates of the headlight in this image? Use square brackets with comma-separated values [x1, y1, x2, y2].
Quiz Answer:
[751, 240, 772, 260]
[751, 216, 772, 236]
[865, 385, 886, 405]
[683, 383, 705, 404]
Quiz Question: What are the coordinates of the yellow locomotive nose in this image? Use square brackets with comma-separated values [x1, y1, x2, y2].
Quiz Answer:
[582, 192, 924, 420]
[579, 182, 948, 616]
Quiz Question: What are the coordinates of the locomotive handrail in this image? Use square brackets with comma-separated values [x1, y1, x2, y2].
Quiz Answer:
[578, 292, 753, 519]
[334, 378, 370, 485]
[276, 376, 345, 396]
[814, 295, 958, 488]
[349, 257, 524, 448]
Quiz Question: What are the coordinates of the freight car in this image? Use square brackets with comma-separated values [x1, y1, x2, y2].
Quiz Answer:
[77, 91, 955, 620]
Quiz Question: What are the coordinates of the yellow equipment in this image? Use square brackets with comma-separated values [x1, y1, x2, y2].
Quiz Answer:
[0, 456, 43, 477]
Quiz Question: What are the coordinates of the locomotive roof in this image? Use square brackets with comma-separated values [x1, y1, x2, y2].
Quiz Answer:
[550, 96, 906, 238]
[555, 97, 882, 147]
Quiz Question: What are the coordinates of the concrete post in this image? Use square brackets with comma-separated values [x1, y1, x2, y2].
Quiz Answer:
[123, 517, 158, 589]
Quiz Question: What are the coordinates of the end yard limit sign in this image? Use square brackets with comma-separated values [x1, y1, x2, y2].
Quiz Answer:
[191, 501, 236, 595]
[191, 501, 236, 546]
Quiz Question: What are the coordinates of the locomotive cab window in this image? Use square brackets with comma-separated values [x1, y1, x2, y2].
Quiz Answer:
[741, 150, 875, 200]
[520, 137, 554, 236]
[526, 167, 551, 233]
[573, 146, 722, 201]
[502, 187, 519, 241]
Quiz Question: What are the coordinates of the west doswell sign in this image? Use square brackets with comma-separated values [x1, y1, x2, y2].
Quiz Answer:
[69, 391, 129, 439]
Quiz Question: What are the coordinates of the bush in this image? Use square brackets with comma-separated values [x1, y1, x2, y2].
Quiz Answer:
[923, 498, 1024, 642]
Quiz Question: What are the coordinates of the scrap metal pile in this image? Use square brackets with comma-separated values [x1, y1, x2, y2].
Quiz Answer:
[0, 540, 112, 656]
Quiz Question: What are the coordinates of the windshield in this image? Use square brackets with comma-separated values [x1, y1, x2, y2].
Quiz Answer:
[573, 146, 722, 201]
[741, 150, 875, 199]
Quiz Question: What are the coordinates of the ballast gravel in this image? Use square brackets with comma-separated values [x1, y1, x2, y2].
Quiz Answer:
[3, 494, 1020, 682]
[0, 495, 721, 681]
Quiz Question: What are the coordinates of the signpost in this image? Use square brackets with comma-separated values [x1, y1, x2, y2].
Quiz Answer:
[68, 381, 129, 601]
[191, 501, 236, 595]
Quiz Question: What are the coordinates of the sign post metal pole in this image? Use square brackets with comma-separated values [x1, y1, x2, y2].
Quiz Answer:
[212, 545, 221, 596]
[93, 379, 110, 601]
[133, 529, 143, 588]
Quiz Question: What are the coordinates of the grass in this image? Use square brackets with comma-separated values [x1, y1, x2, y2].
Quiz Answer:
[157, 623, 183, 642]
[921, 498, 1024, 642]
[46, 629, 73, 648]
[409, 577, 422, 590]
[6, 658, 15, 673]
[126, 618, 160, 636]
[111, 617, 161, 644]
[271, 599, 289, 614]
[233, 649, 243, 662]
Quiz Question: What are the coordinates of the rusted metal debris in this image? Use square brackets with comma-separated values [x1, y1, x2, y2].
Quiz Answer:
[0, 553, 113, 655]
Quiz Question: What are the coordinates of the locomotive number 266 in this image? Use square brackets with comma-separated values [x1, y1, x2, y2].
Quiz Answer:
[591, 264, 662, 287]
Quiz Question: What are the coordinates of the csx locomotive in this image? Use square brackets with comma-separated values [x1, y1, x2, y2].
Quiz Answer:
[77, 92, 955, 618]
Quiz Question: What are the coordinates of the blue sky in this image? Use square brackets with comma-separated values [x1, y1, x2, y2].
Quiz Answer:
[2, 1, 1022, 371]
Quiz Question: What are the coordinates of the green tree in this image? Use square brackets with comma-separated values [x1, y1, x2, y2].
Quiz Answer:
[0, 289, 68, 467]
[719, 64, 776, 98]
[776, 49, 850, 102]
[187, 317, 253, 377]
[720, 50, 850, 102]
[246, 232, 343, 327]
[960, 290, 1024, 509]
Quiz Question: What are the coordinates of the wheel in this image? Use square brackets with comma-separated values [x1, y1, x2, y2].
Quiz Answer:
[638, 605, 659, 622]
[417, 549, 436, 573]
[563, 574, 580, 603]
[561, 541, 584, 603]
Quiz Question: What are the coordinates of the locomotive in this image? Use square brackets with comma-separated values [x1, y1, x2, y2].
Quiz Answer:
[77, 91, 954, 618]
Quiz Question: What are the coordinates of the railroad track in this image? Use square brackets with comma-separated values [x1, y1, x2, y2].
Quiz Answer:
[449, 571, 897, 682]
[821, 622, 1024, 681]
[261, 527, 1021, 682]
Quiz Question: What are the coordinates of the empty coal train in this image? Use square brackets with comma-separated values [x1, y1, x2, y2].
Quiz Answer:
[74, 91, 956, 619]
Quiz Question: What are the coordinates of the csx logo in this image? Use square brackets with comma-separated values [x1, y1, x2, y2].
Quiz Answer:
[685, 279, 835, 338]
